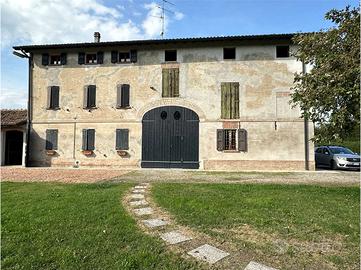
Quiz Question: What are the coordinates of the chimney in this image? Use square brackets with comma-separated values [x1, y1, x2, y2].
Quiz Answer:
[94, 32, 101, 43]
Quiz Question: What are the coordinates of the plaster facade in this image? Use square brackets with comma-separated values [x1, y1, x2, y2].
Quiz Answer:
[28, 42, 314, 170]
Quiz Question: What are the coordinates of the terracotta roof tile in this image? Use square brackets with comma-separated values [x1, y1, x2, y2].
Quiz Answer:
[1, 109, 27, 126]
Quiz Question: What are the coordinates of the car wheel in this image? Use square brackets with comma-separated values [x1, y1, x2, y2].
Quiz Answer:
[330, 160, 337, 170]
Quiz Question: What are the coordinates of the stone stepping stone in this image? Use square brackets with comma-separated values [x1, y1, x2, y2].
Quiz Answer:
[132, 189, 145, 194]
[133, 207, 153, 216]
[160, 231, 192, 245]
[134, 185, 147, 189]
[188, 244, 229, 264]
[129, 200, 148, 207]
[244, 261, 278, 270]
[142, 218, 168, 228]
[130, 194, 145, 200]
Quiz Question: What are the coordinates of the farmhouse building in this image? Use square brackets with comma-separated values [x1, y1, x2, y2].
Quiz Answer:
[13, 33, 314, 170]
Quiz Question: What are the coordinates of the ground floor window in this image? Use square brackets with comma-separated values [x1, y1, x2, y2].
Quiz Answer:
[217, 129, 247, 152]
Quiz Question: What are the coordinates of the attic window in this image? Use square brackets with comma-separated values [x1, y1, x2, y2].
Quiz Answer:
[50, 55, 61, 65]
[223, 48, 236, 60]
[276, 46, 290, 58]
[86, 53, 97, 64]
[165, 50, 177, 62]
[119, 52, 131, 63]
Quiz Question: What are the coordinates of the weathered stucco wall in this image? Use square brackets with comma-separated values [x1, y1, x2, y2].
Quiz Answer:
[29, 44, 314, 170]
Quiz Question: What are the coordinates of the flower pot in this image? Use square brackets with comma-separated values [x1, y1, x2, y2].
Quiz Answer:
[82, 150, 93, 156]
[117, 150, 128, 157]
[46, 150, 56, 156]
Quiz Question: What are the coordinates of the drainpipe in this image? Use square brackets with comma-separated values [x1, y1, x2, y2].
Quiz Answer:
[302, 62, 309, 170]
[26, 53, 33, 167]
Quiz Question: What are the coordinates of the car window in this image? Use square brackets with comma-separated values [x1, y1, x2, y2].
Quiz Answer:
[329, 147, 354, 155]
[316, 148, 322, 153]
[322, 148, 329, 154]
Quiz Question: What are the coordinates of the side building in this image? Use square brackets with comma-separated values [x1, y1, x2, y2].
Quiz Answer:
[13, 33, 314, 170]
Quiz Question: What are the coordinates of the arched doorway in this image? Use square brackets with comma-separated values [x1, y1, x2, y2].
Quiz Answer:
[141, 106, 199, 169]
[5, 130, 23, 165]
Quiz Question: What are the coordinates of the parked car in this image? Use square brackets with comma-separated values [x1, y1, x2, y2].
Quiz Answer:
[315, 146, 360, 170]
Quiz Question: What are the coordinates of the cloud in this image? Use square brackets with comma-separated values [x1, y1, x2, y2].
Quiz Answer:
[0, 88, 28, 109]
[1, 0, 185, 47]
[174, 11, 184, 20]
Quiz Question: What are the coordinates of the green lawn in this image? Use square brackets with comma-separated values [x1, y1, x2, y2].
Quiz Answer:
[153, 183, 360, 269]
[1, 182, 201, 270]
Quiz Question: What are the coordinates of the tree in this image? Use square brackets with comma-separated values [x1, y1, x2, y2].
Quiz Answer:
[291, 6, 360, 142]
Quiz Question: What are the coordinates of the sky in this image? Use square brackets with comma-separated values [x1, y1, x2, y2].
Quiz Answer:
[0, 0, 358, 109]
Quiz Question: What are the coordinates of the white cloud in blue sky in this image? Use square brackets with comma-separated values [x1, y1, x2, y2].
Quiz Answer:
[0, 0, 184, 108]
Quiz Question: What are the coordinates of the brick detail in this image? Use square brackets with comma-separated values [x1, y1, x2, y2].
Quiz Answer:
[223, 121, 240, 129]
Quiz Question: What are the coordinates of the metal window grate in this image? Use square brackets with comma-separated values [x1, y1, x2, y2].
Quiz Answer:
[224, 129, 236, 150]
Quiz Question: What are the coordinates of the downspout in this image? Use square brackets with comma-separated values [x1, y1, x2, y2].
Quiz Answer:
[302, 62, 309, 170]
[25, 53, 33, 167]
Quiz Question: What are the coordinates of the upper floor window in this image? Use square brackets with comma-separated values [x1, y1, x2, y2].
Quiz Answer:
[165, 50, 177, 62]
[117, 84, 130, 108]
[162, 68, 179, 97]
[223, 48, 236, 60]
[78, 52, 104, 65]
[276, 45, 290, 58]
[47, 86, 60, 110]
[83, 85, 96, 109]
[111, 50, 137, 63]
[42, 53, 67, 66]
[221, 82, 239, 119]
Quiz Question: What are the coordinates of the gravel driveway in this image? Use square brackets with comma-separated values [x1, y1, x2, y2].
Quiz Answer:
[1, 167, 129, 183]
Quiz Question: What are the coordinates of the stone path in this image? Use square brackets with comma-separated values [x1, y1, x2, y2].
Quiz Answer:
[125, 183, 278, 269]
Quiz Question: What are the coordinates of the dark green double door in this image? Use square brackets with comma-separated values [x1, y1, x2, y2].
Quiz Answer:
[141, 106, 199, 169]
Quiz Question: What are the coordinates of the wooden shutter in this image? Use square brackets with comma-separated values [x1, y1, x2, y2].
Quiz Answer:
[221, 82, 239, 119]
[130, 50, 137, 63]
[78, 52, 85, 64]
[97, 51, 104, 64]
[231, 82, 239, 118]
[162, 69, 169, 97]
[47, 86, 52, 109]
[111, 51, 118, 63]
[217, 129, 224, 151]
[162, 68, 179, 97]
[83, 86, 88, 108]
[42, 53, 49, 66]
[60, 53, 67, 65]
[116, 129, 129, 150]
[238, 129, 247, 152]
[82, 129, 87, 150]
[87, 129, 95, 150]
[121, 84, 130, 108]
[87, 85, 96, 108]
[50, 86, 60, 109]
[46, 129, 58, 150]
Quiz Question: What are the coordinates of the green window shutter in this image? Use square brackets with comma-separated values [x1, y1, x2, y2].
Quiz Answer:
[217, 129, 224, 151]
[230, 82, 239, 119]
[82, 129, 87, 150]
[60, 53, 67, 65]
[50, 86, 59, 109]
[42, 53, 49, 66]
[173, 68, 179, 97]
[87, 129, 95, 150]
[46, 129, 58, 150]
[116, 129, 129, 150]
[238, 129, 247, 152]
[162, 69, 169, 97]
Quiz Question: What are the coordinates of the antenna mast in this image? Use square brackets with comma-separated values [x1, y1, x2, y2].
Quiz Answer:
[157, 0, 175, 38]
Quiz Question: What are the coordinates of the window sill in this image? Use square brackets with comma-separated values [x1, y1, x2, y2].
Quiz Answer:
[116, 106, 131, 109]
[84, 107, 98, 111]
[46, 107, 61, 111]
[222, 150, 240, 153]
[48, 64, 63, 66]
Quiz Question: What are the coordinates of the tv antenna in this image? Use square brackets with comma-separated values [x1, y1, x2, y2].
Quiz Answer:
[151, 0, 175, 38]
